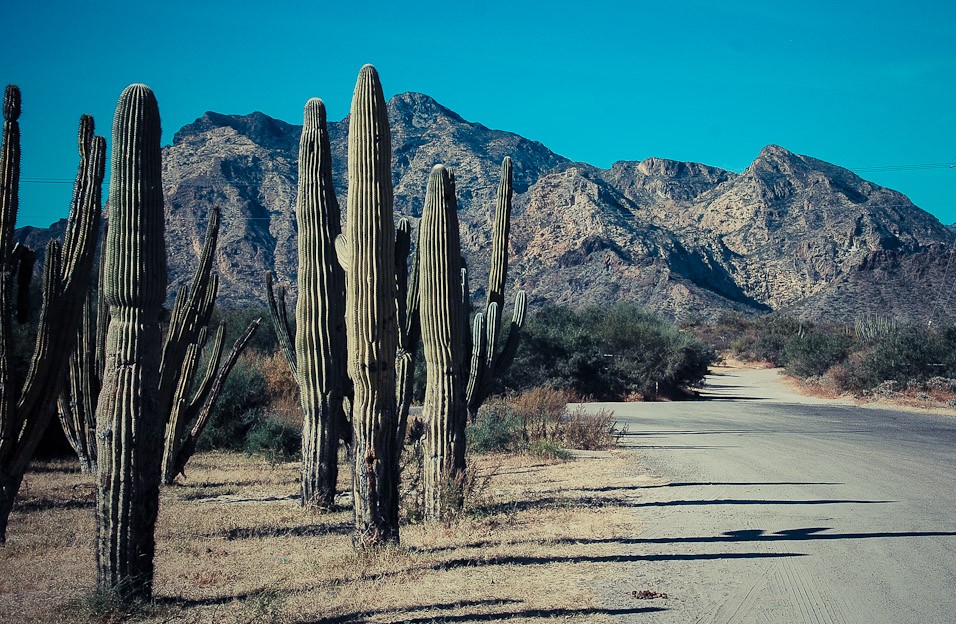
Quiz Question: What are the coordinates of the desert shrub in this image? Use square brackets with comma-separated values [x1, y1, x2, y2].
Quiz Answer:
[243, 410, 302, 463]
[258, 350, 300, 419]
[505, 303, 716, 400]
[197, 352, 269, 451]
[841, 324, 956, 390]
[214, 305, 279, 355]
[468, 387, 618, 455]
[781, 331, 855, 378]
[561, 405, 618, 450]
[468, 398, 522, 453]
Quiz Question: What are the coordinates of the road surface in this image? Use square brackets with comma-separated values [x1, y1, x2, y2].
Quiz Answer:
[589, 366, 956, 623]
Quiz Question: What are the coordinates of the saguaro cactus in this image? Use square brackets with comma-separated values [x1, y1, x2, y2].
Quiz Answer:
[267, 98, 347, 509]
[337, 65, 401, 546]
[0, 86, 103, 543]
[95, 84, 166, 600]
[465, 157, 526, 419]
[419, 165, 466, 520]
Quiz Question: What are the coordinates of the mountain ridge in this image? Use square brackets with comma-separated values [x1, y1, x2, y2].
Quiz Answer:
[16, 92, 956, 323]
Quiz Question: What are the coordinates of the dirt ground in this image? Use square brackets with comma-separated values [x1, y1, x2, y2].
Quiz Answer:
[0, 446, 662, 623]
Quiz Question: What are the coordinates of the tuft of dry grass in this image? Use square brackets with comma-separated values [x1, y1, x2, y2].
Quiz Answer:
[0, 445, 654, 623]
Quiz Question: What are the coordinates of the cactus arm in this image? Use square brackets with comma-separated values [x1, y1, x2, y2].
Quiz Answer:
[265, 271, 298, 378]
[172, 318, 260, 480]
[94, 224, 108, 377]
[160, 340, 202, 484]
[484, 157, 513, 324]
[396, 218, 422, 446]
[57, 293, 99, 472]
[464, 311, 487, 412]
[10, 243, 35, 324]
[11, 126, 103, 472]
[492, 290, 527, 378]
[187, 324, 225, 414]
[157, 209, 220, 418]
[0, 86, 22, 464]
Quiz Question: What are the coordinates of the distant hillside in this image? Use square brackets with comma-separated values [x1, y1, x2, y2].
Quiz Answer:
[17, 92, 956, 323]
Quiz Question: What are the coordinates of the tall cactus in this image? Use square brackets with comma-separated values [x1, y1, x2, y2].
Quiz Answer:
[337, 65, 401, 546]
[465, 157, 526, 418]
[266, 98, 347, 509]
[0, 86, 103, 543]
[419, 165, 466, 520]
[95, 84, 166, 600]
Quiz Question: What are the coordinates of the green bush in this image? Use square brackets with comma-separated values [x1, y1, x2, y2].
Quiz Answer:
[243, 411, 302, 463]
[468, 387, 618, 455]
[467, 398, 522, 453]
[504, 303, 716, 400]
[197, 354, 269, 451]
[844, 325, 956, 390]
[781, 331, 855, 378]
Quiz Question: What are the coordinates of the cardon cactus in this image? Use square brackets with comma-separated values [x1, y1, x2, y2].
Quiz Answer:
[337, 65, 401, 546]
[95, 84, 166, 600]
[0, 86, 103, 543]
[418, 165, 466, 520]
[266, 97, 347, 509]
[465, 156, 526, 418]
[160, 207, 260, 485]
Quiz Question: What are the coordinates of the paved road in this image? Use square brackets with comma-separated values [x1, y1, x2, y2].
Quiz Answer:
[589, 366, 956, 624]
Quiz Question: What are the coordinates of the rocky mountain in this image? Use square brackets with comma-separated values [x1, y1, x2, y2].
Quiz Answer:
[17, 93, 956, 323]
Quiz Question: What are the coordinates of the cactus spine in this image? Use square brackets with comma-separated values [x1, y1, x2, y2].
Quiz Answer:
[0, 86, 104, 543]
[465, 157, 526, 418]
[267, 98, 347, 509]
[419, 166, 466, 520]
[95, 84, 166, 599]
[339, 65, 400, 546]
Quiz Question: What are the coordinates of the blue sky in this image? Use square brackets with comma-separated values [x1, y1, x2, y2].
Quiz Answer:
[3, 0, 955, 227]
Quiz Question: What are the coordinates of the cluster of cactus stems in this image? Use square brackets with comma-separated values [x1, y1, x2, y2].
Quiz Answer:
[266, 97, 347, 510]
[265, 66, 527, 531]
[0, 85, 104, 544]
[465, 157, 526, 419]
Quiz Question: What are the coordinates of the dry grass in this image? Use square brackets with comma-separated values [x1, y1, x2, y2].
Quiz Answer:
[0, 446, 655, 623]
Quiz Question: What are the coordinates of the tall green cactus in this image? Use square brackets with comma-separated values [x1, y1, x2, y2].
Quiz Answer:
[337, 65, 401, 546]
[266, 98, 347, 509]
[419, 165, 466, 520]
[0, 86, 104, 543]
[95, 84, 166, 599]
[465, 157, 526, 418]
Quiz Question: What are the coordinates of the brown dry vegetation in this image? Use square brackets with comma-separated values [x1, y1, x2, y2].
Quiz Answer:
[0, 446, 659, 623]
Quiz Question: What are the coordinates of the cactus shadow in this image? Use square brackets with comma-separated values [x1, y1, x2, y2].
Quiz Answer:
[214, 520, 352, 541]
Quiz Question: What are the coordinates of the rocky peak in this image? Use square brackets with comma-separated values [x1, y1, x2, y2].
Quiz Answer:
[173, 111, 299, 152]
[388, 92, 465, 127]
